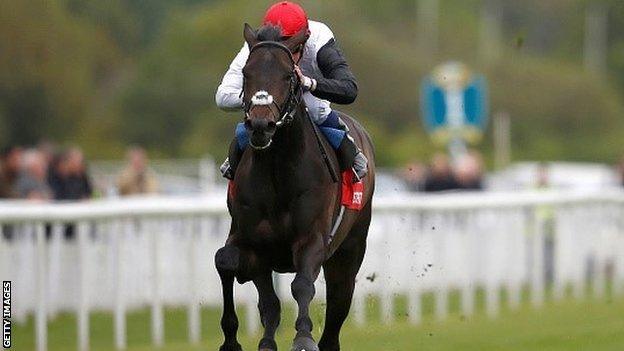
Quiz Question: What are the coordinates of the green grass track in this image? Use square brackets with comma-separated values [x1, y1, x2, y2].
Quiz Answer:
[12, 294, 624, 351]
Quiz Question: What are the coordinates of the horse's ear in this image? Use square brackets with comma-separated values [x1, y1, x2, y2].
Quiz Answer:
[284, 28, 310, 53]
[243, 23, 258, 47]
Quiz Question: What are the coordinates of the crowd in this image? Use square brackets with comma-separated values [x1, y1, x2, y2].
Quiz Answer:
[401, 150, 485, 192]
[6, 142, 624, 200]
[0, 144, 91, 201]
[0, 143, 159, 202]
[402, 152, 624, 192]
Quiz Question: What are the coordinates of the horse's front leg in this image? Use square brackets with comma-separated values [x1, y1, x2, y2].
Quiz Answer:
[290, 232, 326, 351]
[254, 271, 281, 351]
[215, 245, 243, 351]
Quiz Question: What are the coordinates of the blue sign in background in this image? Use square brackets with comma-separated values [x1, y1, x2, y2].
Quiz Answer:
[463, 76, 488, 130]
[420, 72, 488, 144]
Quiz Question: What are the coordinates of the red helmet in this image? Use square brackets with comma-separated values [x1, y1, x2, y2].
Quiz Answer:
[263, 1, 309, 37]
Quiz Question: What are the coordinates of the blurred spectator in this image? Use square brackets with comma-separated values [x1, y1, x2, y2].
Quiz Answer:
[37, 140, 57, 166]
[55, 148, 93, 201]
[48, 152, 68, 200]
[424, 153, 459, 192]
[454, 150, 484, 190]
[0, 146, 22, 199]
[15, 149, 51, 200]
[536, 162, 550, 189]
[117, 147, 159, 196]
[401, 160, 426, 192]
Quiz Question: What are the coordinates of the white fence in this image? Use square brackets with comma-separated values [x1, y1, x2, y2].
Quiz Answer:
[1, 191, 624, 351]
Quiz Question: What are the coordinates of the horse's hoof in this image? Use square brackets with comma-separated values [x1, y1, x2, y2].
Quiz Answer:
[219, 342, 243, 351]
[259, 337, 278, 351]
[291, 335, 319, 351]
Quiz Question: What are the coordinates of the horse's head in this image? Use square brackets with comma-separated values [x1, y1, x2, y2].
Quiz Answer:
[242, 23, 309, 150]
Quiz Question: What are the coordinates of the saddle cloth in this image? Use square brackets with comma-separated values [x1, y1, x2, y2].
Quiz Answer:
[341, 170, 364, 211]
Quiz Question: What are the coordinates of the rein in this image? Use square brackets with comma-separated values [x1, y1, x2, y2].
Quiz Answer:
[243, 41, 303, 128]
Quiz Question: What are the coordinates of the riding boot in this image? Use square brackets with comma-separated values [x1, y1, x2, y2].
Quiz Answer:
[337, 134, 368, 181]
[220, 138, 243, 180]
[319, 112, 368, 181]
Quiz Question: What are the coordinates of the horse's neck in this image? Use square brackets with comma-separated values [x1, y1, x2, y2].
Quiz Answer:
[251, 105, 311, 178]
[248, 105, 337, 212]
[275, 106, 309, 154]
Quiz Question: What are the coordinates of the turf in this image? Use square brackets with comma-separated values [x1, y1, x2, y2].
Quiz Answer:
[12, 294, 624, 351]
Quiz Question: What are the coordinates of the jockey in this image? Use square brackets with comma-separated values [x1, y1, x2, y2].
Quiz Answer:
[216, 1, 368, 181]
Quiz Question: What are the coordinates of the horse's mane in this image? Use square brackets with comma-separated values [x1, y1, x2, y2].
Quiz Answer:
[256, 25, 283, 42]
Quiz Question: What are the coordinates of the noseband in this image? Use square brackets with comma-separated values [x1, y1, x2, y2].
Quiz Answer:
[243, 41, 302, 129]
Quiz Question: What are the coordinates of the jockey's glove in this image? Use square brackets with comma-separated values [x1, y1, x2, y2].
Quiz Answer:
[295, 65, 316, 92]
[301, 75, 317, 92]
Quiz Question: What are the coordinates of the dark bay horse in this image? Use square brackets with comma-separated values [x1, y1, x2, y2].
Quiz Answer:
[215, 24, 375, 351]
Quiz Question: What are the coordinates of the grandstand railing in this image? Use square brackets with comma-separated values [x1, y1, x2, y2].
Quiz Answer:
[1, 190, 623, 351]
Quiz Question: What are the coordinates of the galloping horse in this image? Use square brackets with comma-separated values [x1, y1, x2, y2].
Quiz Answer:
[215, 24, 375, 351]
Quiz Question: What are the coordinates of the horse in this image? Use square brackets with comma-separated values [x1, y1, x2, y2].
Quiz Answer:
[215, 24, 375, 351]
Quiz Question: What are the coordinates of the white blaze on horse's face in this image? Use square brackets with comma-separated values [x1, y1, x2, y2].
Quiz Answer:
[247, 90, 278, 151]
[251, 91, 274, 106]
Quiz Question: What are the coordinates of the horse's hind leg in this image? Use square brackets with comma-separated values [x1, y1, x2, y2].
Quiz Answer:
[215, 245, 243, 351]
[319, 205, 371, 351]
[254, 271, 281, 351]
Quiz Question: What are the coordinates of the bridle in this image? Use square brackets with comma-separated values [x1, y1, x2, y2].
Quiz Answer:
[242, 41, 303, 131]
[240, 39, 338, 181]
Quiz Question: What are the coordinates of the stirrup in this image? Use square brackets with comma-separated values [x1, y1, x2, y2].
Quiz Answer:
[337, 116, 350, 132]
[220, 158, 234, 180]
[352, 152, 368, 181]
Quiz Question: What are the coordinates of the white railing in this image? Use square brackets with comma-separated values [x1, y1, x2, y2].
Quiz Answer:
[1, 190, 624, 351]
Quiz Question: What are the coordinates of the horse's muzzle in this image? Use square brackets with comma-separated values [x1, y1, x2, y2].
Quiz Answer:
[245, 118, 276, 150]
